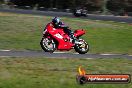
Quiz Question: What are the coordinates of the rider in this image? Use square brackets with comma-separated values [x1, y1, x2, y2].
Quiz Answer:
[48, 17, 78, 44]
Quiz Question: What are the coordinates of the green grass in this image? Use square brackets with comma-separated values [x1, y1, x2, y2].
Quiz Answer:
[0, 57, 132, 88]
[0, 12, 132, 54]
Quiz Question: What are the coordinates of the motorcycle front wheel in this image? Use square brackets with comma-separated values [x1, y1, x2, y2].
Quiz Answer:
[74, 39, 89, 54]
[40, 37, 56, 52]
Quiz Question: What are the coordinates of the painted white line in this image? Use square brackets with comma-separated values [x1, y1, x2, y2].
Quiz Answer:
[85, 58, 93, 59]
[120, 22, 127, 24]
[0, 50, 11, 51]
[0, 56, 10, 57]
[73, 53, 79, 54]
[54, 52, 67, 54]
[29, 16, 42, 18]
[100, 54, 120, 56]
[128, 55, 132, 56]
[95, 20, 101, 21]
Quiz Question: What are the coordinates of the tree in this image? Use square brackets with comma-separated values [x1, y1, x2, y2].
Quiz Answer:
[107, 0, 128, 11]
[125, 0, 132, 12]
[10, 0, 37, 6]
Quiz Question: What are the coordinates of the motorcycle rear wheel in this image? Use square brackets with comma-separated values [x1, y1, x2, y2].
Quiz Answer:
[40, 38, 56, 52]
[74, 39, 89, 54]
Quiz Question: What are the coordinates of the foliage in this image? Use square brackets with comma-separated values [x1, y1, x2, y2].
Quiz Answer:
[7, 0, 131, 12]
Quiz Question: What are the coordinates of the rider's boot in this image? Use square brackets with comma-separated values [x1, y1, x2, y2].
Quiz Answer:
[70, 34, 82, 44]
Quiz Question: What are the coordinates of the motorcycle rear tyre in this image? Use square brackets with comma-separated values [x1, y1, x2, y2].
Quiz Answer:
[74, 39, 89, 54]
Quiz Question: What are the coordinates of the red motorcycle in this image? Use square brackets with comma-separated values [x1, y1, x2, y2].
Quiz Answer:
[40, 23, 89, 54]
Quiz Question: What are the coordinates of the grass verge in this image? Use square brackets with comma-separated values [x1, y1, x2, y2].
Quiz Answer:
[0, 57, 132, 88]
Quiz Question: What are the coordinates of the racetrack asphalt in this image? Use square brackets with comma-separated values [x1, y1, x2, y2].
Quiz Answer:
[0, 8, 132, 23]
[0, 50, 132, 59]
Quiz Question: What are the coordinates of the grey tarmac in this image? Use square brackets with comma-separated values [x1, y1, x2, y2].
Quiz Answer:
[0, 51, 132, 59]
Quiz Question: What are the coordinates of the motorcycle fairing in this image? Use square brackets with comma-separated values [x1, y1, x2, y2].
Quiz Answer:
[45, 24, 73, 50]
